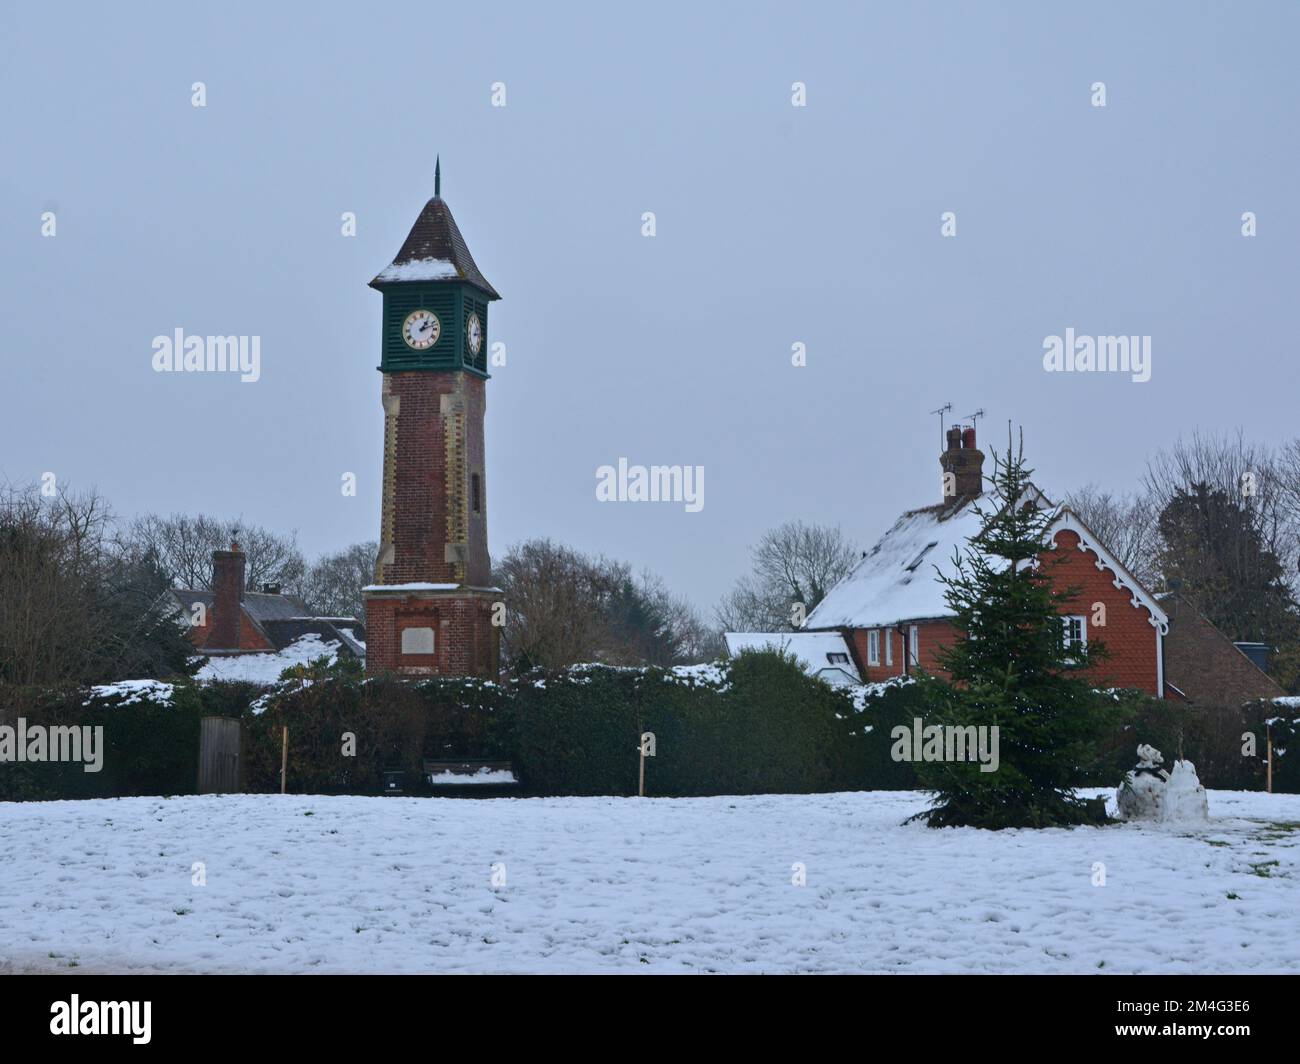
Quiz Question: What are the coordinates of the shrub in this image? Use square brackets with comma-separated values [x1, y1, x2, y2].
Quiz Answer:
[242, 675, 506, 794]
[0, 681, 207, 800]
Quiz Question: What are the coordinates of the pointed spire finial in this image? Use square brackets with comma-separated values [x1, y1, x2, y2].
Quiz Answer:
[435, 156, 441, 198]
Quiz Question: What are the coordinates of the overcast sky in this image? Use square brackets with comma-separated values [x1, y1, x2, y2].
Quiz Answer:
[3, 1, 1297, 613]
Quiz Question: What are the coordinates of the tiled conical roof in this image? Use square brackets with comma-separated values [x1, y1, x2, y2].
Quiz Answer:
[370, 163, 499, 298]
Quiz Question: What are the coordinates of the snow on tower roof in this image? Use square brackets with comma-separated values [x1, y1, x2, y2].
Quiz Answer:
[369, 181, 500, 298]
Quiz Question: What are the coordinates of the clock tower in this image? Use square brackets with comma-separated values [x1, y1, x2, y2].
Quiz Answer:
[363, 160, 501, 676]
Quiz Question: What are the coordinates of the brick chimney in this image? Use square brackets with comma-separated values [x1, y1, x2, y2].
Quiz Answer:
[940, 424, 985, 501]
[208, 541, 246, 649]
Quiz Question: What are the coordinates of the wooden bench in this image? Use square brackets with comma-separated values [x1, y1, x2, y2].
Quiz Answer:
[422, 759, 519, 791]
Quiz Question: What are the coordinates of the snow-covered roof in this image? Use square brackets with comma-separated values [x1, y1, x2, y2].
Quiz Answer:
[371, 257, 460, 284]
[369, 193, 500, 299]
[724, 631, 862, 685]
[804, 490, 1169, 634]
[194, 634, 344, 684]
[804, 497, 992, 630]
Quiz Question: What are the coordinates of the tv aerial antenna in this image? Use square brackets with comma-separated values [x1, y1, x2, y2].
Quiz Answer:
[930, 402, 952, 448]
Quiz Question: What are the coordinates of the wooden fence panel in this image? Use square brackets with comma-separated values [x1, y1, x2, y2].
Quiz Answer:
[198, 716, 241, 794]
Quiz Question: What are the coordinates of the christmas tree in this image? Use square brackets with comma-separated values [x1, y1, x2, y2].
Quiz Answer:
[915, 431, 1114, 829]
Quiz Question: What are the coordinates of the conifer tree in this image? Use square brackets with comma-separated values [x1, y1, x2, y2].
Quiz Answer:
[915, 432, 1116, 829]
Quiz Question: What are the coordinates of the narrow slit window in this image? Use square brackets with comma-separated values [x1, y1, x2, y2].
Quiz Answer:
[471, 473, 482, 514]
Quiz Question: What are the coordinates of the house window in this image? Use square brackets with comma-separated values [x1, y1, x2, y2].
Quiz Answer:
[885, 629, 893, 667]
[1062, 615, 1087, 660]
[867, 630, 880, 666]
[827, 652, 849, 665]
[401, 627, 435, 655]
[904, 542, 939, 572]
[471, 473, 482, 514]
[908, 625, 919, 667]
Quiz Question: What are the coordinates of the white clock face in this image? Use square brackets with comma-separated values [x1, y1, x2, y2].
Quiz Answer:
[403, 309, 440, 350]
[466, 313, 483, 356]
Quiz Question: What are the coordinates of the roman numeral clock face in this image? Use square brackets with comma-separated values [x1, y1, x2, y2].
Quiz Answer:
[466, 312, 482, 356]
[402, 309, 440, 350]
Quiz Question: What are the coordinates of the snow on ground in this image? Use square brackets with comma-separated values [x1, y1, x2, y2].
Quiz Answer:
[2, 789, 1298, 974]
[193, 634, 340, 684]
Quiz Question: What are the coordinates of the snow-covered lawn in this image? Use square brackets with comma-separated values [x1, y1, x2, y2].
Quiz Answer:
[2, 789, 1298, 974]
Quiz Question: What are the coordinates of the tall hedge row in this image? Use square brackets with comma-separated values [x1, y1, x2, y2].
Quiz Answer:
[3, 653, 1298, 801]
[0, 682, 215, 801]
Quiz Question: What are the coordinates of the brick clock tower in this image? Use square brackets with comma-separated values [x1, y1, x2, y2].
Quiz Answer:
[363, 161, 501, 677]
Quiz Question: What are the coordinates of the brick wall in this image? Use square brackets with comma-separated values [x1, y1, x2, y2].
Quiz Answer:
[374, 370, 489, 587]
[840, 528, 1164, 695]
[187, 604, 274, 652]
[364, 591, 500, 676]
[208, 548, 245, 649]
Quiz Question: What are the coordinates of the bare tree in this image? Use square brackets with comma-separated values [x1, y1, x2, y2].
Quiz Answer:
[122, 513, 307, 593]
[1063, 484, 1161, 591]
[0, 483, 192, 685]
[491, 538, 714, 671]
[300, 541, 377, 619]
[715, 520, 859, 632]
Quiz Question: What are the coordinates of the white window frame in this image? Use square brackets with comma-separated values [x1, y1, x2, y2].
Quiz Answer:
[1062, 614, 1087, 662]
[867, 629, 880, 666]
[908, 625, 919, 667]
[885, 628, 893, 667]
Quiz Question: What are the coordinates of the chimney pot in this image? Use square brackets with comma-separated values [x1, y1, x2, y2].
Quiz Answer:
[939, 428, 985, 502]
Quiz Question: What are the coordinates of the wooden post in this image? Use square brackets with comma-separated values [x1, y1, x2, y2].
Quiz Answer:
[280, 725, 288, 795]
[1267, 723, 1273, 795]
[638, 741, 646, 798]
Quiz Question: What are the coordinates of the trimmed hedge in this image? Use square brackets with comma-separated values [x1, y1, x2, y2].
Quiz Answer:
[0, 682, 210, 801]
[507, 654, 868, 796]
[243, 674, 506, 794]
[3, 654, 1297, 800]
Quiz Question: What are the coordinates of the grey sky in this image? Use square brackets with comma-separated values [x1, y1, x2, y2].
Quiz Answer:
[3, 1, 1297, 612]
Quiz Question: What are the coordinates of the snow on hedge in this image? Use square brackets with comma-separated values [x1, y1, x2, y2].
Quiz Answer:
[2, 788, 1298, 974]
[82, 679, 176, 707]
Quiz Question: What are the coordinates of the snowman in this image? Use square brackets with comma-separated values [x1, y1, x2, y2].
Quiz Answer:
[1116, 744, 1209, 823]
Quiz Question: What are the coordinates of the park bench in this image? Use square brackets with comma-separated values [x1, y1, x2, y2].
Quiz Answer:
[423, 759, 519, 792]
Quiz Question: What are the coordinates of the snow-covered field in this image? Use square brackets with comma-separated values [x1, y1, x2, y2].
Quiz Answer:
[2, 789, 1298, 974]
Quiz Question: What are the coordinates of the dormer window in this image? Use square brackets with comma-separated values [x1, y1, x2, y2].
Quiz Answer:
[827, 652, 849, 665]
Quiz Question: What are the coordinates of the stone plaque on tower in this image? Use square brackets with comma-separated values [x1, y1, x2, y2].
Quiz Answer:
[363, 160, 501, 676]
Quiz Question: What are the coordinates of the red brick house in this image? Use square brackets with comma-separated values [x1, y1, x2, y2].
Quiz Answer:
[801, 427, 1170, 697]
[171, 542, 364, 661]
